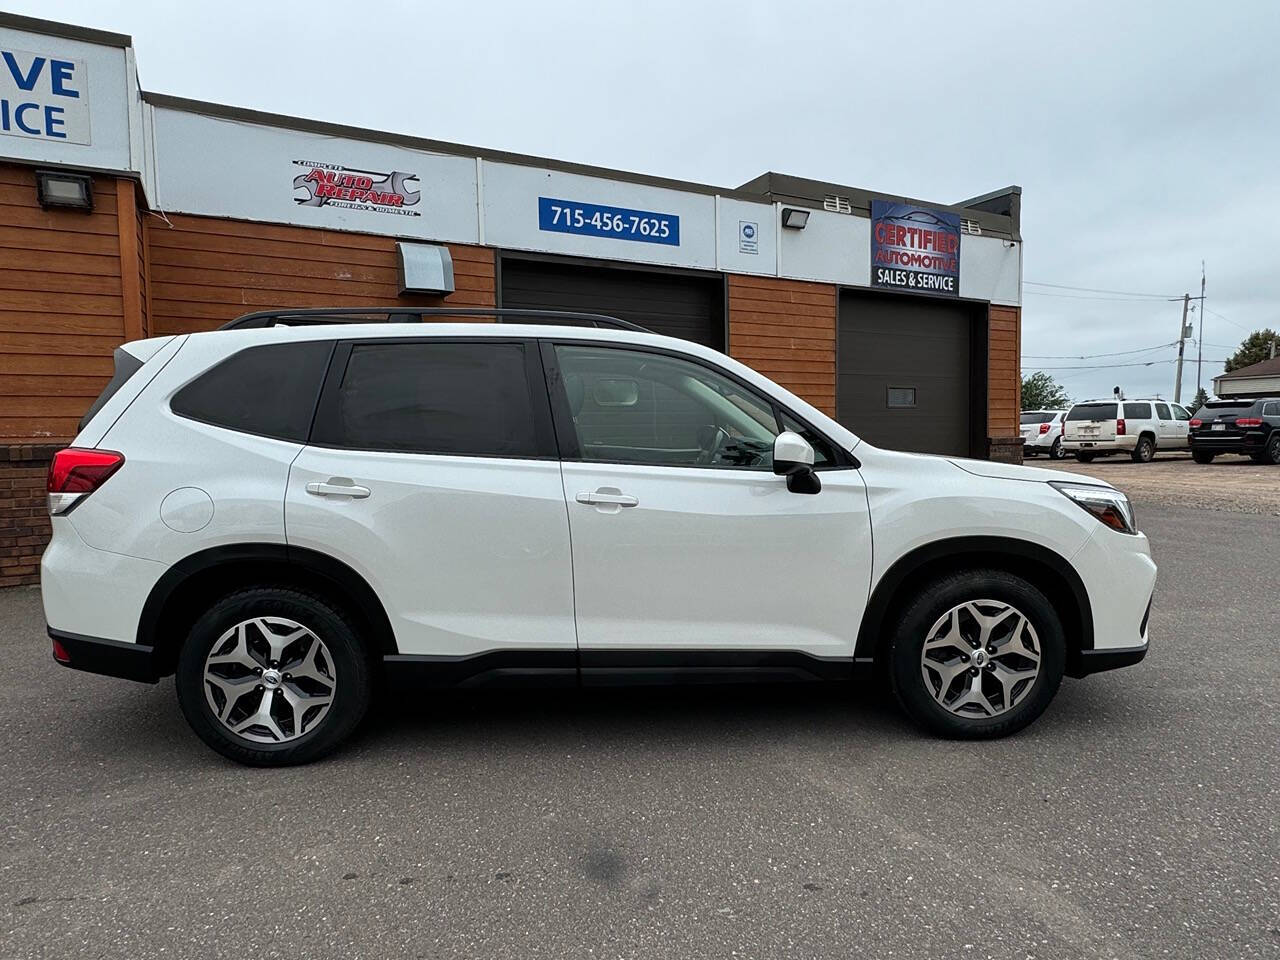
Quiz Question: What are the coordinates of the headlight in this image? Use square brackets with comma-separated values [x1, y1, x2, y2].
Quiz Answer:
[1050, 482, 1137, 535]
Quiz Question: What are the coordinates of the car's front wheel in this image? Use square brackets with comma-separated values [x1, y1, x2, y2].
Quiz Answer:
[888, 570, 1066, 739]
[176, 588, 372, 766]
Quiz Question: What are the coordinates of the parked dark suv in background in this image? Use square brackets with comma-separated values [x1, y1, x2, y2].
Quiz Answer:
[1189, 398, 1280, 464]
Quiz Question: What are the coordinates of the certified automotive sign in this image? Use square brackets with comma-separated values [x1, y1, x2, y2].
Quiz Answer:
[870, 201, 961, 296]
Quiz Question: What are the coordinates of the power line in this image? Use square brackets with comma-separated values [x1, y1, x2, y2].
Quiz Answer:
[1203, 307, 1252, 332]
[1024, 280, 1178, 299]
[1022, 341, 1176, 360]
[1026, 358, 1228, 371]
[1023, 290, 1178, 303]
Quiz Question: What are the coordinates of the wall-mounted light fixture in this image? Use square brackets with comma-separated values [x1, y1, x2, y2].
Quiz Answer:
[780, 207, 810, 230]
[36, 171, 94, 212]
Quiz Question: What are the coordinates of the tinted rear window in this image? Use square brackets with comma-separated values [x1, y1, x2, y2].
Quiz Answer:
[171, 340, 333, 442]
[313, 341, 541, 457]
[1020, 412, 1056, 425]
[78, 347, 144, 432]
[1066, 403, 1116, 421]
[1193, 401, 1255, 419]
[1123, 402, 1151, 419]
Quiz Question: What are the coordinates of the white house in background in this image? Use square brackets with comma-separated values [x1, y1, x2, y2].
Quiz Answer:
[1213, 356, 1280, 398]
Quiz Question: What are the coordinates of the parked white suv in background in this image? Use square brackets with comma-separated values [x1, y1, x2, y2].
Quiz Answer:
[1020, 410, 1066, 459]
[42, 309, 1157, 765]
[1061, 397, 1192, 463]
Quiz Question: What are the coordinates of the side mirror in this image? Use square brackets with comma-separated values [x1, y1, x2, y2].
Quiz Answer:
[773, 431, 821, 495]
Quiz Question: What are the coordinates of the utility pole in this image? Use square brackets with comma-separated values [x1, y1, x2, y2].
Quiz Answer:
[1173, 293, 1190, 403]
[1195, 261, 1206, 393]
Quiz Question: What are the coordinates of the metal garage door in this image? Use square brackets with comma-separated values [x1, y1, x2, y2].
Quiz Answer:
[501, 258, 723, 350]
[838, 292, 973, 456]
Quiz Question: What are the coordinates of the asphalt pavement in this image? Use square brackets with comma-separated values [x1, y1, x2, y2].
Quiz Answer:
[2, 502, 1277, 960]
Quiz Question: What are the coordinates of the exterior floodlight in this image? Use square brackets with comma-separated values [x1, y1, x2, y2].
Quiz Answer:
[781, 207, 810, 229]
[35, 171, 94, 211]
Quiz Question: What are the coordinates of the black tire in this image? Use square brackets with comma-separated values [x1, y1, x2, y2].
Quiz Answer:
[1192, 449, 1215, 464]
[176, 587, 372, 766]
[1075, 451, 1095, 463]
[1050, 437, 1065, 460]
[1131, 435, 1155, 463]
[888, 569, 1066, 739]
[1266, 433, 1280, 465]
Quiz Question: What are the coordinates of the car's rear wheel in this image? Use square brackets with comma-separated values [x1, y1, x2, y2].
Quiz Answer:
[1075, 451, 1095, 463]
[888, 570, 1066, 739]
[1131, 435, 1155, 462]
[1265, 433, 1280, 465]
[1192, 449, 1216, 464]
[176, 588, 371, 766]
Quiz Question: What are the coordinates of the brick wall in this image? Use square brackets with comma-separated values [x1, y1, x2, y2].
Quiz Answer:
[726, 275, 837, 416]
[0, 445, 55, 588]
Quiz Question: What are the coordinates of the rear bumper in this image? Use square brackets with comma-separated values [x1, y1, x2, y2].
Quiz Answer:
[48, 627, 159, 684]
[1062, 435, 1136, 452]
[1190, 434, 1266, 453]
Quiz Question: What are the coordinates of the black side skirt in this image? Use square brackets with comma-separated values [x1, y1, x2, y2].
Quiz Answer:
[384, 649, 854, 690]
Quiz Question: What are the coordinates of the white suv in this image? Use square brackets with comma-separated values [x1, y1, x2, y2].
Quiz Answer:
[1061, 398, 1192, 463]
[42, 309, 1157, 765]
[1020, 410, 1066, 459]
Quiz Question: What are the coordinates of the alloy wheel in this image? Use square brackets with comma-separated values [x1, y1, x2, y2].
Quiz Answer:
[202, 617, 337, 744]
[920, 600, 1042, 717]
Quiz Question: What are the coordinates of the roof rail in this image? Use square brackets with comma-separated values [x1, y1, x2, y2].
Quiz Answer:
[219, 307, 652, 334]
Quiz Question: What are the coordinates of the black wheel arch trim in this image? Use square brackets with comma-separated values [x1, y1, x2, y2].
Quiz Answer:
[854, 536, 1095, 665]
[138, 543, 398, 675]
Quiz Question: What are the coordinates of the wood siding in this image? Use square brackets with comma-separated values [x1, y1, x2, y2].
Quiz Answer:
[988, 305, 1020, 438]
[0, 164, 128, 443]
[727, 275, 837, 416]
[146, 214, 496, 335]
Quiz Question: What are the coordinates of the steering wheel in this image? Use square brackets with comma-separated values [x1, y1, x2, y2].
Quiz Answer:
[695, 425, 731, 465]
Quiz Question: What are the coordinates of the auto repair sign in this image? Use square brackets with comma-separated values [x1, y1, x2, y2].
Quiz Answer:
[871, 200, 961, 296]
[292, 160, 421, 217]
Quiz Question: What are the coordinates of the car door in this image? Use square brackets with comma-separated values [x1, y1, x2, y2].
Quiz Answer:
[1154, 402, 1176, 445]
[544, 339, 873, 672]
[1170, 403, 1192, 446]
[285, 337, 576, 660]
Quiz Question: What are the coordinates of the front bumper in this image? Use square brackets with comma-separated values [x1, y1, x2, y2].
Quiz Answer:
[49, 627, 159, 684]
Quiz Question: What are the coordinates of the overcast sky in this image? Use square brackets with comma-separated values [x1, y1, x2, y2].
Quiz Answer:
[22, 0, 1280, 404]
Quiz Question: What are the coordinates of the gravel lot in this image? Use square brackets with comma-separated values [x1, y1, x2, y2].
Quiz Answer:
[2, 503, 1277, 960]
[1034, 451, 1280, 514]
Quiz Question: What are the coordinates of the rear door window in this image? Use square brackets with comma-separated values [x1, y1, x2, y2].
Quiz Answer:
[1124, 402, 1152, 419]
[1066, 403, 1116, 421]
[1155, 402, 1171, 419]
[312, 340, 547, 458]
[171, 340, 333, 442]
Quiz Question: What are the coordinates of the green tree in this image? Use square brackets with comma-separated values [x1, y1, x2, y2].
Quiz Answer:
[1189, 386, 1210, 412]
[1225, 329, 1280, 372]
[1020, 371, 1071, 411]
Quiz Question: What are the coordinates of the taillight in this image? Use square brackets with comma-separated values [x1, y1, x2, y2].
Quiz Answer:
[47, 448, 124, 516]
[51, 637, 71, 663]
[1189, 418, 1202, 428]
[1116, 418, 1126, 435]
[1236, 418, 1263, 428]
[1039, 423, 1051, 434]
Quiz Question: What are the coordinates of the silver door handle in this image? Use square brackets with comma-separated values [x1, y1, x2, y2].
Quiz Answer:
[305, 479, 371, 499]
[576, 491, 638, 507]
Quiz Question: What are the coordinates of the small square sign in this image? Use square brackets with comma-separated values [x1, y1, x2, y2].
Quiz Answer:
[738, 220, 759, 255]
